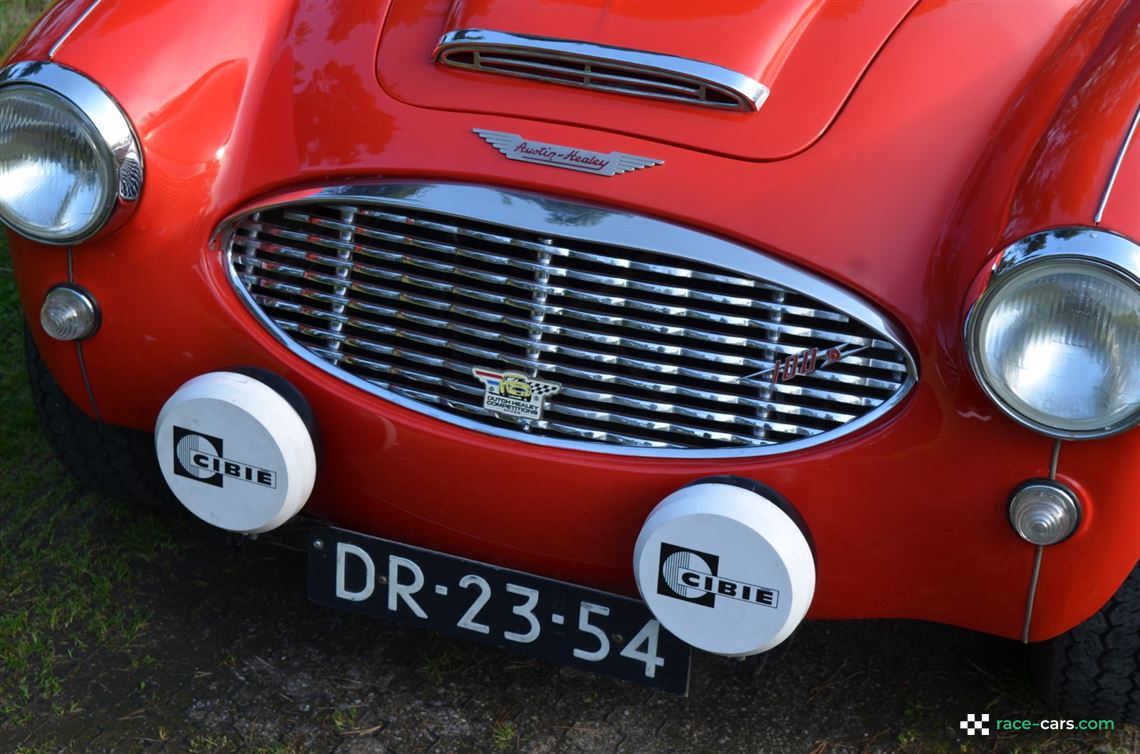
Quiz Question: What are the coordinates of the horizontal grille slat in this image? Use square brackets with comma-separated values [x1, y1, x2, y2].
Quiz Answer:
[446, 53, 736, 109]
[264, 293, 878, 410]
[234, 237, 885, 350]
[433, 31, 769, 112]
[224, 185, 916, 456]
[253, 279, 892, 409]
[282, 209, 812, 309]
[307, 332, 854, 427]
[336, 207, 784, 295]
[239, 259, 904, 382]
[473, 54, 706, 98]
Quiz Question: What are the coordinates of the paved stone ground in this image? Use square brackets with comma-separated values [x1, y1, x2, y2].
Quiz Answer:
[2, 522, 1136, 754]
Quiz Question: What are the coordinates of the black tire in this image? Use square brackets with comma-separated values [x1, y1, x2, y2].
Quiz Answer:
[26, 327, 176, 508]
[1031, 564, 1140, 724]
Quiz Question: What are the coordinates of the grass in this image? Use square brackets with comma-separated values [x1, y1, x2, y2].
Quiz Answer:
[331, 705, 360, 733]
[0, 4, 184, 725]
[0, 233, 182, 729]
[0, 0, 46, 59]
[420, 635, 471, 684]
[0, 2, 172, 730]
[12, 744, 57, 754]
[491, 720, 519, 751]
[188, 733, 234, 753]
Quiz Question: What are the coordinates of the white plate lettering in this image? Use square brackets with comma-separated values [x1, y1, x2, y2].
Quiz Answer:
[456, 574, 492, 635]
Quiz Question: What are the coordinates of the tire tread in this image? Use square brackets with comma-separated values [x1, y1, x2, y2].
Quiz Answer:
[1033, 565, 1140, 724]
[25, 329, 174, 508]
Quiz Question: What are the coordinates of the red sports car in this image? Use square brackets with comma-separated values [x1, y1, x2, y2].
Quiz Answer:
[3, 0, 1138, 713]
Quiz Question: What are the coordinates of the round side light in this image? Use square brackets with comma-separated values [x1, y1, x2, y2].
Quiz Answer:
[1008, 480, 1081, 546]
[40, 284, 99, 341]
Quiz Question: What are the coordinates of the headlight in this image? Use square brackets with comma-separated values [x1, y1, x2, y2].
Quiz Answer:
[966, 229, 1140, 438]
[0, 62, 142, 244]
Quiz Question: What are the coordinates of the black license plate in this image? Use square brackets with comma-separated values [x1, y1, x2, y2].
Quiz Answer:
[307, 528, 690, 694]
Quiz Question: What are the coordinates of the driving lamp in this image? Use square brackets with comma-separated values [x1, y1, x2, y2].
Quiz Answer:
[0, 62, 142, 244]
[966, 230, 1140, 438]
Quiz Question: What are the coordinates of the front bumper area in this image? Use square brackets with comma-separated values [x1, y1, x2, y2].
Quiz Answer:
[13, 204, 1139, 645]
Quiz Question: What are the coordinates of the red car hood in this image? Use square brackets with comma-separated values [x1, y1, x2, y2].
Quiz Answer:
[378, 0, 918, 160]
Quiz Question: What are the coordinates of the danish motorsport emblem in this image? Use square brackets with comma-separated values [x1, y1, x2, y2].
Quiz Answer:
[474, 129, 663, 176]
[472, 368, 562, 420]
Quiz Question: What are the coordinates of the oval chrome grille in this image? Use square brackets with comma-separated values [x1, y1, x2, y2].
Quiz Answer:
[221, 183, 916, 457]
[434, 30, 769, 112]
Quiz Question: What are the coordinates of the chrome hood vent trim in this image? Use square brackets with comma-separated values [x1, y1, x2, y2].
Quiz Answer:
[218, 183, 916, 458]
[434, 30, 769, 112]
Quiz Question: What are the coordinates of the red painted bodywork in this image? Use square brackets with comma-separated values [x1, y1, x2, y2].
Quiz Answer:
[384, 0, 919, 159]
[5, 0, 1139, 642]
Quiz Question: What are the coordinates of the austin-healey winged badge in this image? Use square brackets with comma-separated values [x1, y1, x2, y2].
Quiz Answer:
[474, 129, 663, 176]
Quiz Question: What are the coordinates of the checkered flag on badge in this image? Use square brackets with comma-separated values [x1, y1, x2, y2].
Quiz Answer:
[960, 713, 990, 736]
[525, 379, 561, 396]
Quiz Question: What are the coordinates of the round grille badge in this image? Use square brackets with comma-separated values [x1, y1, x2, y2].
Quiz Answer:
[633, 482, 816, 656]
[155, 372, 317, 534]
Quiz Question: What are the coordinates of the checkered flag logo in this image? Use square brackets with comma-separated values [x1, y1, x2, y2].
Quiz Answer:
[524, 379, 561, 397]
[960, 713, 990, 736]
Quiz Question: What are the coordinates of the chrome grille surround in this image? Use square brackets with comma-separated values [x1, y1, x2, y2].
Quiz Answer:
[217, 183, 917, 458]
[434, 30, 769, 112]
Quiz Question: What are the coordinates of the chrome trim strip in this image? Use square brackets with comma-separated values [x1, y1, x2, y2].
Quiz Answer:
[965, 227, 1140, 440]
[1094, 104, 1140, 225]
[49, 0, 102, 60]
[1026, 438, 1067, 638]
[0, 61, 143, 245]
[66, 245, 101, 420]
[1021, 545, 1044, 643]
[75, 340, 100, 420]
[217, 182, 917, 458]
[991, 227, 1140, 283]
[434, 29, 769, 113]
[1022, 440, 1063, 643]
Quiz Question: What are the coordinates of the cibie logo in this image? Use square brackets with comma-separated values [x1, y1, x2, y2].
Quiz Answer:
[472, 368, 561, 420]
[172, 426, 276, 489]
[657, 542, 779, 609]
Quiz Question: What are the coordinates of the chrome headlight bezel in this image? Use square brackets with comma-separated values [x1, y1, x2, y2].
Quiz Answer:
[0, 61, 143, 245]
[965, 228, 1140, 439]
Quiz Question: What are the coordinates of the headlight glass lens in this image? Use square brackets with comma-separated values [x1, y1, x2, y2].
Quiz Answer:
[0, 85, 114, 242]
[972, 259, 1140, 435]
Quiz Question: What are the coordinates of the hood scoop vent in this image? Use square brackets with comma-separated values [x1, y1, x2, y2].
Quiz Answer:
[435, 30, 769, 112]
